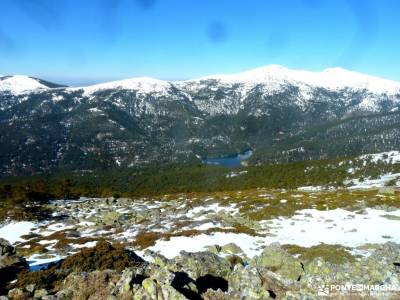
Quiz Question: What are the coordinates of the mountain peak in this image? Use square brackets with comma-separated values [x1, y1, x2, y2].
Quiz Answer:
[3, 65, 400, 97]
[0, 75, 63, 95]
[189, 65, 400, 94]
[77, 76, 171, 96]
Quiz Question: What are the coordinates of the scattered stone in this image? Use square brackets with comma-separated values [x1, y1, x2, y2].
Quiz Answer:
[0, 239, 29, 294]
[33, 289, 48, 299]
[7, 288, 29, 300]
[3, 241, 400, 299]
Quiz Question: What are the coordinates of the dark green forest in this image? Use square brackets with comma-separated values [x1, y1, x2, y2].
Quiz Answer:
[1, 154, 399, 221]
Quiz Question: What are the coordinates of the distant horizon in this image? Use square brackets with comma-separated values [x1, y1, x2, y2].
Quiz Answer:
[2, 63, 400, 87]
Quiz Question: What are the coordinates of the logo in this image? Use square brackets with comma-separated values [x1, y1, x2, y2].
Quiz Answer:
[317, 285, 330, 296]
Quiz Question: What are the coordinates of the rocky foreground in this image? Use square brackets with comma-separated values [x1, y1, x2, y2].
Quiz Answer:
[1, 238, 400, 299]
[1, 189, 400, 299]
[3, 189, 400, 268]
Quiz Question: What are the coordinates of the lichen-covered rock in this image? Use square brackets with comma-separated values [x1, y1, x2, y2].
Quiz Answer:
[202, 288, 227, 300]
[24, 284, 35, 294]
[204, 244, 222, 255]
[172, 251, 232, 279]
[33, 288, 48, 299]
[141, 278, 157, 297]
[228, 264, 271, 300]
[112, 264, 150, 295]
[282, 291, 319, 299]
[0, 239, 14, 256]
[55, 288, 74, 300]
[0, 239, 29, 294]
[221, 243, 246, 256]
[147, 264, 175, 286]
[141, 278, 186, 300]
[41, 296, 57, 300]
[103, 211, 122, 225]
[7, 288, 30, 300]
[143, 250, 172, 269]
[302, 244, 400, 299]
[113, 268, 137, 295]
[252, 243, 304, 282]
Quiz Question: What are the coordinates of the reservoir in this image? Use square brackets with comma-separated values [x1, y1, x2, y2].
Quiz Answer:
[202, 149, 253, 167]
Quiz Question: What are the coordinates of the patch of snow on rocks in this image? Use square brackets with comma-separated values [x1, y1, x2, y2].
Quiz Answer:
[359, 151, 400, 164]
[147, 232, 261, 259]
[346, 173, 400, 189]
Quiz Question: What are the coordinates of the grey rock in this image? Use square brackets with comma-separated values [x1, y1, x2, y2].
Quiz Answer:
[252, 243, 304, 282]
[0, 239, 29, 291]
[41, 296, 57, 300]
[33, 289, 48, 299]
[0, 238, 14, 256]
[172, 251, 232, 279]
[25, 284, 36, 294]
[141, 278, 186, 300]
[221, 243, 243, 254]
[8, 288, 29, 300]
[113, 265, 150, 295]
[228, 264, 271, 299]
[55, 289, 74, 300]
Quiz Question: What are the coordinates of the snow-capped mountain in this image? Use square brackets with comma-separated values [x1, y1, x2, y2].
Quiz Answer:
[1, 65, 400, 175]
[76, 77, 172, 97]
[191, 65, 400, 94]
[0, 75, 66, 95]
[3, 65, 400, 96]
[0, 75, 50, 95]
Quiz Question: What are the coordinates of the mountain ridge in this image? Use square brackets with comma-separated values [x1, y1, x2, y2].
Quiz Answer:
[1, 65, 400, 176]
[2, 65, 400, 95]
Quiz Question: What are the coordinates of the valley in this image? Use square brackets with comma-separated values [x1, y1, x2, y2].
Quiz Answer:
[1, 67, 400, 298]
[1, 150, 400, 298]
[1, 66, 400, 176]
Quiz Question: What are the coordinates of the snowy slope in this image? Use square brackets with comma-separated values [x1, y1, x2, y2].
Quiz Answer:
[4, 65, 400, 97]
[359, 151, 400, 164]
[0, 75, 50, 95]
[74, 77, 172, 96]
[185, 65, 400, 95]
[2, 66, 400, 116]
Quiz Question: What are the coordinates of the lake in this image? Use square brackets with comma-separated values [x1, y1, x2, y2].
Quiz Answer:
[202, 149, 253, 167]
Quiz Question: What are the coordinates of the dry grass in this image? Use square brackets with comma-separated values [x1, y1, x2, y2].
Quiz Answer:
[133, 224, 258, 249]
[282, 243, 357, 264]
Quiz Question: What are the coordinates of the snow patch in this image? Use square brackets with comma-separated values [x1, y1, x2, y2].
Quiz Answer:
[346, 173, 400, 189]
[264, 208, 400, 248]
[359, 151, 400, 164]
[147, 232, 261, 259]
[76, 77, 171, 96]
[0, 221, 36, 244]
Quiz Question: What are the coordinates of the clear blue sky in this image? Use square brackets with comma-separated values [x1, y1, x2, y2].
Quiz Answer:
[0, 0, 399, 85]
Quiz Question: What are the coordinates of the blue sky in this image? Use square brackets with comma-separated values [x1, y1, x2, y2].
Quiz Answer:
[0, 0, 399, 85]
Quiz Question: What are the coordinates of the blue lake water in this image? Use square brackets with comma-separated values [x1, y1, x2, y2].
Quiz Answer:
[29, 261, 59, 272]
[202, 149, 253, 167]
